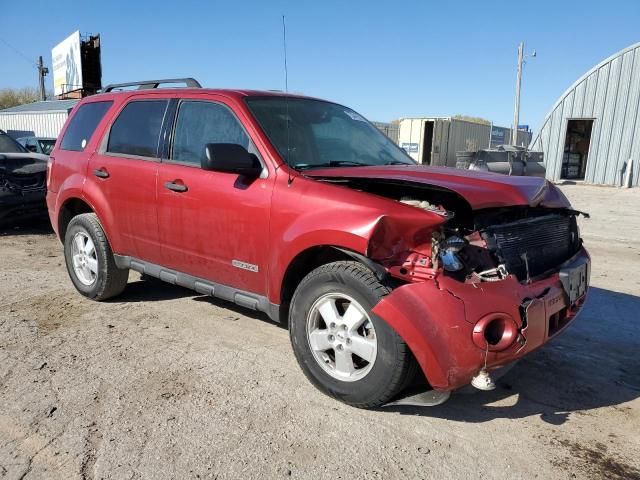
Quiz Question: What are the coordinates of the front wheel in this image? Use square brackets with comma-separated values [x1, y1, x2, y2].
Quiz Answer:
[289, 261, 416, 408]
[63, 213, 129, 301]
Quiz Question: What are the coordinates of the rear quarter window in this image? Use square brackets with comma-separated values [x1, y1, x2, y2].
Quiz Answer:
[60, 101, 113, 151]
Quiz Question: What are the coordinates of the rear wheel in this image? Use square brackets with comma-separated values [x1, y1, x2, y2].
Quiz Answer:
[289, 261, 415, 408]
[64, 213, 129, 300]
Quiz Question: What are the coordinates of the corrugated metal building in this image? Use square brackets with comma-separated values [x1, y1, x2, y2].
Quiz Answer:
[531, 42, 640, 187]
[0, 100, 78, 139]
[398, 117, 530, 166]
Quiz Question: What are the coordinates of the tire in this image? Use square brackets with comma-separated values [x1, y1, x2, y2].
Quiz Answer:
[289, 261, 416, 408]
[63, 213, 129, 301]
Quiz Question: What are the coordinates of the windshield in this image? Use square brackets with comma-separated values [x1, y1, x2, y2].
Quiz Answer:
[38, 139, 55, 155]
[245, 97, 414, 170]
[0, 133, 28, 153]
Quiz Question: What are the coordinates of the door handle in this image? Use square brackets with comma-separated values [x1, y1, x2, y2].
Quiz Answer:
[93, 168, 109, 179]
[164, 181, 188, 193]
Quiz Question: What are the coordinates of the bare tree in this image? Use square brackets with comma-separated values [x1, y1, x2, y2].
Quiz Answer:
[452, 114, 491, 125]
[0, 87, 42, 110]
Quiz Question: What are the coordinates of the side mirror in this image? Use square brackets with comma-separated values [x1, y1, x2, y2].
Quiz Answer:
[26, 144, 38, 152]
[202, 143, 262, 177]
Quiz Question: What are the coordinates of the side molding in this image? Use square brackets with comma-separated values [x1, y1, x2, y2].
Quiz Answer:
[114, 255, 280, 322]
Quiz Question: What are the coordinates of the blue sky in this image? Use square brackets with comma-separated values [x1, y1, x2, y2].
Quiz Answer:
[1, 0, 639, 131]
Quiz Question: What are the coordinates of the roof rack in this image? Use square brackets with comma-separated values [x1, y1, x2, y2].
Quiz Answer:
[102, 78, 202, 92]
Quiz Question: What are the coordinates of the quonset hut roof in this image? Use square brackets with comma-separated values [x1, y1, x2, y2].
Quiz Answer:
[531, 42, 640, 186]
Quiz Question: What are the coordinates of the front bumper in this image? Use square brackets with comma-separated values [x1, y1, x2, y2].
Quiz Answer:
[0, 188, 47, 224]
[372, 248, 590, 391]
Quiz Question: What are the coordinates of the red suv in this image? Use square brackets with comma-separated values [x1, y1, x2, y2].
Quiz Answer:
[47, 78, 589, 408]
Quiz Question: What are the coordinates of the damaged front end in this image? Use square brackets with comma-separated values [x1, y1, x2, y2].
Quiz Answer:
[0, 154, 48, 225]
[340, 178, 590, 392]
[430, 206, 586, 285]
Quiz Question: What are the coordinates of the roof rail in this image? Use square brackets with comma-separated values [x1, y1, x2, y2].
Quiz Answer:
[102, 78, 202, 92]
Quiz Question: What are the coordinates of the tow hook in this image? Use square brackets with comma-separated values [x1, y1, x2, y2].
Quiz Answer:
[471, 369, 496, 391]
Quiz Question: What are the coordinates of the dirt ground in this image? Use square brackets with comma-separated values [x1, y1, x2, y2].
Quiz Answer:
[1, 184, 639, 480]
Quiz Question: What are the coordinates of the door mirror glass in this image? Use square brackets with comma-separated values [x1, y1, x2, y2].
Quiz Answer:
[202, 143, 262, 177]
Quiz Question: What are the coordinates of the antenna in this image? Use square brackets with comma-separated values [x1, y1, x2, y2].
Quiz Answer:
[282, 15, 289, 94]
[282, 15, 293, 185]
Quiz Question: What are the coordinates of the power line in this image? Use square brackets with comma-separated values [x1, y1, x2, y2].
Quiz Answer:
[0, 36, 38, 68]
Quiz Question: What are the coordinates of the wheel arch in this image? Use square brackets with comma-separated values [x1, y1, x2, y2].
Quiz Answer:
[278, 245, 386, 325]
[57, 193, 117, 254]
[58, 197, 95, 242]
[279, 246, 430, 389]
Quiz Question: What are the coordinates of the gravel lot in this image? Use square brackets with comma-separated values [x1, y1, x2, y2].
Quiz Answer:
[1, 184, 639, 480]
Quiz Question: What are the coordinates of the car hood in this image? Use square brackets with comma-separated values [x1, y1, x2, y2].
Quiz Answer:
[0, 152, 48, 175]
[304, 165, 570, 210]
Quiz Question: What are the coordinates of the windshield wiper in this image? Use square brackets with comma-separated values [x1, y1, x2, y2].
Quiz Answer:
[292, 160, 370, 170]
[385, 160, 412, 165]
[326, 160, 370, 167]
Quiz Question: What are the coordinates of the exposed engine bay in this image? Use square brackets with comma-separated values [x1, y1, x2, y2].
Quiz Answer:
[320, 176, 585, 285]
[432, 207, 583, 284]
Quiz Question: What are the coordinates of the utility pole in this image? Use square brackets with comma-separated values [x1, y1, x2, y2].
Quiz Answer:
[37, 56, 49, 101]
[511, 43, 536, 145]
[511, 43, 524, 145]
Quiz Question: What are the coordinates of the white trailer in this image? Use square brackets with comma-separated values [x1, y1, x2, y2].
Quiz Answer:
[398, 117, 491, 167]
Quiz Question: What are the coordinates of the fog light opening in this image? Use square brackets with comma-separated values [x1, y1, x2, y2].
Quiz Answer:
[484, 318, 506, 346]
[472, 313, 517, 352]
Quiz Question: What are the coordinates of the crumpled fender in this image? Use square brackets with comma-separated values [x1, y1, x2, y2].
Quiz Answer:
[268, 173, 447, 304]
[366, 210, 445, 260]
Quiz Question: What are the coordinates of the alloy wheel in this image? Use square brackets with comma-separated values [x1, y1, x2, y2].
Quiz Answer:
[71, 232, 98, 286]
[306, 293, 377, 382]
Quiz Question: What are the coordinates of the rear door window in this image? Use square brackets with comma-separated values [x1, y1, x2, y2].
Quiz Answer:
[107, 100, 168, 158]
[60, 101, 113, 151]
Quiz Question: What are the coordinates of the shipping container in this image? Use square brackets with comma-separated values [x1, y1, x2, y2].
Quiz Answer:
[399, 118, 533, 167]
[398, 118, 491, 166]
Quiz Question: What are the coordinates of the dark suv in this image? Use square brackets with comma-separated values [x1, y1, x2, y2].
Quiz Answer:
[0, 130, 48, 224]
[47, 79, 589, 408]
